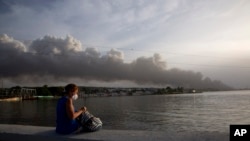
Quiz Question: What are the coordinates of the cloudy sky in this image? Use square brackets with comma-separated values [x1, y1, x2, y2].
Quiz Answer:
[0, 0, 250, 89]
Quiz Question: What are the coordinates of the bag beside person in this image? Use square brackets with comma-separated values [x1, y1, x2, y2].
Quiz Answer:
[79, 111, 102, 132]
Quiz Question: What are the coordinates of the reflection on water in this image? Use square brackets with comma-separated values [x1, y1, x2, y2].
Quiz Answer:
[0, 99, 57, 126]
[1, 90, 250, 133]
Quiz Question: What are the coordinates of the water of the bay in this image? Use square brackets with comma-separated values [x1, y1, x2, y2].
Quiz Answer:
[0, 90, 250, 133]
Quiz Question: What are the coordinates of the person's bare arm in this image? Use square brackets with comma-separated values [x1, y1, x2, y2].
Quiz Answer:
[66, 99, 86, 119]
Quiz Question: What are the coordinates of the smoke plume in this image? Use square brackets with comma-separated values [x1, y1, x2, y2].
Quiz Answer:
[0, 34, 231, 89]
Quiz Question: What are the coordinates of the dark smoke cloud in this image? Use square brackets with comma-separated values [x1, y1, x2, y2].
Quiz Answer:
[0, 34, 231, 89]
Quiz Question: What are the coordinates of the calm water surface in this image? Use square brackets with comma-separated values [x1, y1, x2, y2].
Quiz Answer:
[1, 90, 250, 133]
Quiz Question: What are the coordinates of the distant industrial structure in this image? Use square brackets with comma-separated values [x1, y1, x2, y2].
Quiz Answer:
[0, 87, 37, 101]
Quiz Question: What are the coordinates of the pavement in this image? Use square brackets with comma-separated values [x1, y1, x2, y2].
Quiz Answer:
[0, 124, 229, 141]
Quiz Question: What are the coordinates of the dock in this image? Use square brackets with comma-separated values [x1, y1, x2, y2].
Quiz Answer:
[0, 124, 228, 141]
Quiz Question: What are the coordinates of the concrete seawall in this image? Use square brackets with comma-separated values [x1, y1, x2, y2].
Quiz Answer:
[0, 124, 229, 141]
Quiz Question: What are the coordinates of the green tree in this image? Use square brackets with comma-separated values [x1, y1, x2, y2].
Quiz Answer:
[48, 86, 64, 96]
[177, 87, 184, 93]
[36, 85, 52, 96]
[166, 86, 173, 93]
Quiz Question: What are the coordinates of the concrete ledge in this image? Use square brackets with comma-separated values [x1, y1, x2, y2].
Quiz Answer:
[0, 124, 229, 141]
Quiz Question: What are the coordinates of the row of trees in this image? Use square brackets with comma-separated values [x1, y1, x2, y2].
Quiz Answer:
[157, 86, 184, 94]
[6, 85, 196, 96]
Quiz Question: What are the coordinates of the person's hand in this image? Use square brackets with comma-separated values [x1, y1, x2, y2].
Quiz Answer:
[80, 106, 87, 113]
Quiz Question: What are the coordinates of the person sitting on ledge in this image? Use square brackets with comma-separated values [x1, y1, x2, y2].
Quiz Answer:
[56, 83, 87, 134]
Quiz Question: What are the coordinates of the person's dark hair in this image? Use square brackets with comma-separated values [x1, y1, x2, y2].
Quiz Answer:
[65, 83, 78, 93]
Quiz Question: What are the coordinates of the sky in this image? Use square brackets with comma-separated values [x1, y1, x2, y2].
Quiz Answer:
[0, 0, 250, 89]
